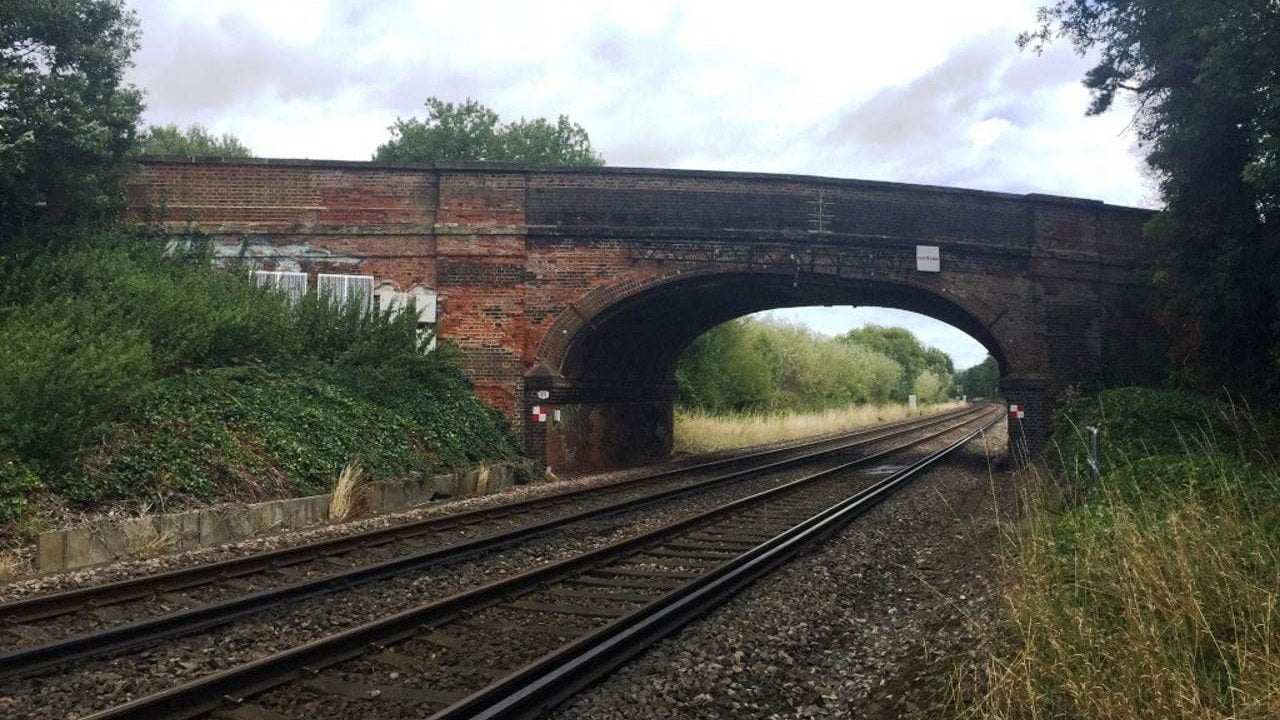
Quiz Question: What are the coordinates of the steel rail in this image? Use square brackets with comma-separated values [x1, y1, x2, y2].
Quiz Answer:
[433, 411, 1003, 720]
[0, 406, 985, 682]
[76, 406, 999, 720]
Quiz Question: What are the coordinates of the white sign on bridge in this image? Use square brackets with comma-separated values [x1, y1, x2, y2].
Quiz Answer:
[916, 245, 941, 272]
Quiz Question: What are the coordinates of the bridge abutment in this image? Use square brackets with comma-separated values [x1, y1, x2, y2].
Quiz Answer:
[525, 374, 675, 474]
[1000, 376, 1049, 464]
[545, 400, 674, 474]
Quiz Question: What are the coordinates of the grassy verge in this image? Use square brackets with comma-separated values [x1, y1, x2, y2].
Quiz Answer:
[954, 388, 1280, 719]
[673, 401, 966, 454]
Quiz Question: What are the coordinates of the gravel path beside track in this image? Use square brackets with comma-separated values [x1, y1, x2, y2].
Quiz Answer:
[553, 423, 1016, 720]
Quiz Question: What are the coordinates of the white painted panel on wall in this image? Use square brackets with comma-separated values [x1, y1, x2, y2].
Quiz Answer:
[372, 283, 439, 351]
[318, 273, 374, 311]
[253, 271, 308, 304]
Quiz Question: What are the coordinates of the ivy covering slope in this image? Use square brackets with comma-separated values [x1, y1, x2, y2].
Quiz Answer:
[0, 231, 519, 527]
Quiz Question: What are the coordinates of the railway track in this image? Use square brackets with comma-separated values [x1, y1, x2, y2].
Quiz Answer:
[0, 405, 984, 683]
[71, 405, 1001, 720]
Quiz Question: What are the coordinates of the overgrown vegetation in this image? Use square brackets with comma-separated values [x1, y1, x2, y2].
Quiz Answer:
[675, 317, 962, 415]
[0, 233, 517, 526]
[953, 8, 1280, 714]
[956, 387, 1280, 719]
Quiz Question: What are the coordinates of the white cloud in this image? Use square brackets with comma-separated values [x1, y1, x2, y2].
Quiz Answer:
[127, 1, 1147, 201]
[967, 117, 1014, 148]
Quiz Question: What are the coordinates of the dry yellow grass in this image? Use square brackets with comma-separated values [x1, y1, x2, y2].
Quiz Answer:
[674, 401, 965, 454]
[0, 550, 22, 580]
[136, 526, 178, 557]
[952, 463, 1280, 720]
[329, 461, 365, 523]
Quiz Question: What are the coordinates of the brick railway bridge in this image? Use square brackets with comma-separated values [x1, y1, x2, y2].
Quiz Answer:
[128, 158, 1166, 472]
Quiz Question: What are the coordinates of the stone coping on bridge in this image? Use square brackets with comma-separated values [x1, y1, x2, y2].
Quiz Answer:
[136, 155, 1151, 213]
[34, 463, 524, 573]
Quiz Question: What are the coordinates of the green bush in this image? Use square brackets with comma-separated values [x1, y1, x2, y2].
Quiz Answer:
[0, 303, 152, 466]
[1050, 387, 1236, 482]
[0, 460, 44, 524]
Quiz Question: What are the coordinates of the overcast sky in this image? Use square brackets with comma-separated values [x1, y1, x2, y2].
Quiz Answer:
[125, 0, 1152, 370]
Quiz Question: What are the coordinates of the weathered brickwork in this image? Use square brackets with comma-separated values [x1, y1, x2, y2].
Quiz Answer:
[128, 158, 1165, 473]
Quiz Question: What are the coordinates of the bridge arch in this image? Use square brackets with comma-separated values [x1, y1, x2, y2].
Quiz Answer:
[529, 266, 1018, 472]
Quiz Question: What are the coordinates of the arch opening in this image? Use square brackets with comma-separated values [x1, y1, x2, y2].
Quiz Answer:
[535, 270, 1013, 473]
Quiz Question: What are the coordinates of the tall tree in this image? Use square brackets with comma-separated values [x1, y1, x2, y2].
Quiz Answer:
[373, 97, 603, 167]
[140, 123, 253, 158]
[1022, 1, 1280, 399]
[0, 0, 143, 236]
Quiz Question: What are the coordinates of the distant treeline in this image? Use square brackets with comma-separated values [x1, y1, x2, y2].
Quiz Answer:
[676, 318, 1003, 414]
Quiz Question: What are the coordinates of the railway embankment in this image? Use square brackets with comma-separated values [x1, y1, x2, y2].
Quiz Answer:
[956, 387, 1280, 719]
[0, 235, 519, 575]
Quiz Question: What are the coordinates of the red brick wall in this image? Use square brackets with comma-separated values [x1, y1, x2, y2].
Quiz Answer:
[129, 159, 437, 229]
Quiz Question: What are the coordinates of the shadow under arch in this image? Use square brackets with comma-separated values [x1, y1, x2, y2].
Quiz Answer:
[532, 269, 1012, 472]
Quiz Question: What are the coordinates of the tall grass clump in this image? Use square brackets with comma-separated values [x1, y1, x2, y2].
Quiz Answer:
[0, 229, 518, 526]
[955, 388, 1280, 719]
[329, 461, 365, 524]
[674, 401, 964, 454]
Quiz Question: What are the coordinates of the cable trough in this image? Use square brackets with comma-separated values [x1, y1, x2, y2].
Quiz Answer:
[78, 406, 1000, 720]
[0, 406, 983, 682]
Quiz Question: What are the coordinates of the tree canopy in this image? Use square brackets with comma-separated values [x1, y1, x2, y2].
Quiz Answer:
[373, 97, 604, 167]
[838, 325, 955, 400]
[957, 355, 1001, 399]
[1023, 1, 1280, 399]
[140, 123, 253, 158]
[676, 318, 959, 414]
[0, 0, 144, 236]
